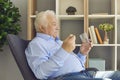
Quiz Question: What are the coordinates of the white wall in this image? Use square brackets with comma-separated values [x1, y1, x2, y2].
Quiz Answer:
[0, 0, 27, 80]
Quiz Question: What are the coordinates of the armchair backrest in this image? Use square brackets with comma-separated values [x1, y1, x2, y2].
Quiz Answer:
[7, 34, 38, 80]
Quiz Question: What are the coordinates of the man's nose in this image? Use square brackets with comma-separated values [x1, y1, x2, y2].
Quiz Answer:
[56, 26, 60, 30]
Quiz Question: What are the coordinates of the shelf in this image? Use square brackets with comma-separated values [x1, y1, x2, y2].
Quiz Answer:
[30, 15, 115, 19]
[58, 15, 84, 20]
[88, 15, 115, 19]
[92, 44, 116, 46]
[76, 44, 116, 47]
[117, 44, 120, 46]
[30, 15, 36, 18]
[75, 44, 81, 46]
[117, 15, 120, 20]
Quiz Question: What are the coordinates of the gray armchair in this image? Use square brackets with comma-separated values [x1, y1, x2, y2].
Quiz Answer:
[7, 34, 102, 80]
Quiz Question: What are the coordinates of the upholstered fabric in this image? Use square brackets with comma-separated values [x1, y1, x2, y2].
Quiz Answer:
[7, 34, 38, 80]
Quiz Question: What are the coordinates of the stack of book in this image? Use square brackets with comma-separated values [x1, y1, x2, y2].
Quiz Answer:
[88, 25, 103, 44]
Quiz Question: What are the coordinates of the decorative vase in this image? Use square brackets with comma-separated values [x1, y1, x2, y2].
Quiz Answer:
[66, 6, 77, 15]
[103, 31, 109, 44]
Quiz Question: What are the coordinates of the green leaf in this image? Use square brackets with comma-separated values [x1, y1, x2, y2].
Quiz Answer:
[98, 23, 114, 32]
[0, 0, 21, 51]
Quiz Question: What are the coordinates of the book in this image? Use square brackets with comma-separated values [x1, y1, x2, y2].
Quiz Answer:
[95, 27, 103, 44]
[90, 26, 98, 44]
[88, 27, 94, 43]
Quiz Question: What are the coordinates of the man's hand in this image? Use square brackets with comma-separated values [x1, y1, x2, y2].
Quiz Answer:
[62, 34, 76, 53]
[80, 41, 92, 55]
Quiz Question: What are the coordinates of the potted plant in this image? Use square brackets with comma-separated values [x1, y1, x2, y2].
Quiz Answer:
[0, 0, 21, 51]
[99, 23, 114, 44]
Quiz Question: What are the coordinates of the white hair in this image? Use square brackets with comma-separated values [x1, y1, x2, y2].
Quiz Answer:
[34, 10, 55, 32]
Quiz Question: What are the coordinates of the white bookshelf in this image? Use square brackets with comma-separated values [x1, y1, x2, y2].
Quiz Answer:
[27, 0, 120, 70]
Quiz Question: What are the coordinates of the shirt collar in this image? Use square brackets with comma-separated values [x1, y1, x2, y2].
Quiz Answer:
[36, 33, 60, 41]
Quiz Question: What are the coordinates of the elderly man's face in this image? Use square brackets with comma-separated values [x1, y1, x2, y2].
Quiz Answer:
[42, 15, 59, 38]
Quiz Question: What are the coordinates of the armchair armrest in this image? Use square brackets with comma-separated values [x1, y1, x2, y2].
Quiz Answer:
[86, 68, 99, 72]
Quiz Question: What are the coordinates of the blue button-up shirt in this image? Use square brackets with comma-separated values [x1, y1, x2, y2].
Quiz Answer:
[25, 33, 86, 79]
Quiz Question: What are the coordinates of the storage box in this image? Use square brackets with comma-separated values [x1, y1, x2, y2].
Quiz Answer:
[89, 58, 105, 71]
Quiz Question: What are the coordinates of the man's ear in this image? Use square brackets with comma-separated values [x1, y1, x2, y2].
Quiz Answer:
[39, 25, 45, 32]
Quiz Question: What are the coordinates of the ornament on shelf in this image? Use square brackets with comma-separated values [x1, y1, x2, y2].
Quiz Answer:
[66, 6, 77, 15]
[99, 23, 114, 44]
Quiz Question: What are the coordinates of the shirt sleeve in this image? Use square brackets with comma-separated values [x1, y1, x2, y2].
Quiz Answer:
[77, 52, 87, 65]
[25, 41, 70, 79]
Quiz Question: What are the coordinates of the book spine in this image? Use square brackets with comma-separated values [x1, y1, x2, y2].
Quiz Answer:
[95, 28, 103, 44]
[88, 27, 94, 43]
